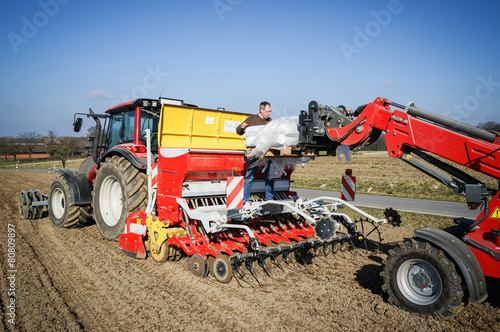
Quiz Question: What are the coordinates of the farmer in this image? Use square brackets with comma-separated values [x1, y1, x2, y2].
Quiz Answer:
[236, 101, 274, 205]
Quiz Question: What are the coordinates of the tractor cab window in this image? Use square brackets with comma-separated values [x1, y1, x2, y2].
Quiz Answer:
[107, 110, 135, 148]
[139, 109, 160, 151]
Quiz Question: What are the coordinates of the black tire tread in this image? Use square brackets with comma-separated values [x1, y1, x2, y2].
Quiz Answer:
[381, 238, 464, 317]
[49, 174, 90, 228]
[92, 155, 148, 241]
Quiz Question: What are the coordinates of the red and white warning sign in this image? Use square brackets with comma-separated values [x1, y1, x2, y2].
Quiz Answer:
[341, 169, 356, 201]
[226, 176, 244, 209]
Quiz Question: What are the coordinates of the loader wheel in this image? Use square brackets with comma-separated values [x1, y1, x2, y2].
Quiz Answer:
[92, 156, 148, 241]
[48, 174, 90, 228]
[381, 239, 464, 317]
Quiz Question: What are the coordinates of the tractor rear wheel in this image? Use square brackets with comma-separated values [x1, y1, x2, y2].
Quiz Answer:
[381, 239, 464, 317]
[48, 174, 90, 227]
[92, 156, 148, 241]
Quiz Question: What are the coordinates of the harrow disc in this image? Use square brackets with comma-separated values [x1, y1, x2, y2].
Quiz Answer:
[19, 190, 30, 219]
[33, 189, 44, 219]
[27, 190, 37, 219]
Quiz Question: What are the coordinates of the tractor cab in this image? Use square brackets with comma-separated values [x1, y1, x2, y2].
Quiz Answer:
[105, 98, 161, 153]
[74, 98, 183, 167]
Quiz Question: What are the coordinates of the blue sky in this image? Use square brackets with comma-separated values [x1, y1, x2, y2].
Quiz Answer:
[1, 0, 499, 137]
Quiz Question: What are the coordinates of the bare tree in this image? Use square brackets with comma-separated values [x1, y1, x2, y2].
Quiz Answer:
[46, 138, 77, 168]
[47, 130, 59, 145]
[18, 131, 42, 159]
[0, 137, 12, 160]
[477, 121, 500, 133]
[87, 125, 96, 138]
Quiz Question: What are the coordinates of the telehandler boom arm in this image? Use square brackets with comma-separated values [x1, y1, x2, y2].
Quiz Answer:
[299, 97, 500, 207]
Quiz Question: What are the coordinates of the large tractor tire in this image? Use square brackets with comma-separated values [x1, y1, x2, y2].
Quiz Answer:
[381, 239, 464, 317]
[48, 174, 91, 228]
[92, 156, 148, 241]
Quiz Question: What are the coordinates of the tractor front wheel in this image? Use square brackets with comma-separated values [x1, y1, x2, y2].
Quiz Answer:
[92, 156, 148, 241]
[381, 239, 464, 317]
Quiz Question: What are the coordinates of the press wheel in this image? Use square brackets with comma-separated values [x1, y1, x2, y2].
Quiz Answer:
[212, 254, 233, 283]
[189, 254, 208, 278]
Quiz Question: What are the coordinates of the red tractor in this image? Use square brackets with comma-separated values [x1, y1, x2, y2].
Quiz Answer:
[298, 97, 499, 317]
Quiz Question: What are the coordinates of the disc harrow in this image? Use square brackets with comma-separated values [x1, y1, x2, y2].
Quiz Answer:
[19, 189, 48, 220]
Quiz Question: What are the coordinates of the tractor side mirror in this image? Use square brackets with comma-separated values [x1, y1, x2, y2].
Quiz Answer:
[74, 117, 83, 132]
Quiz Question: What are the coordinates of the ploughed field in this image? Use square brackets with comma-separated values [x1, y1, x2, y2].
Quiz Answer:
[1, 170, 499, 331]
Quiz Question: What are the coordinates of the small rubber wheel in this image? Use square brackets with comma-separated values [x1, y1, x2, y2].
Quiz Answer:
[212, 255, 233, 283]
[208, 255, 216, 277]
[190, 254, 208, 278]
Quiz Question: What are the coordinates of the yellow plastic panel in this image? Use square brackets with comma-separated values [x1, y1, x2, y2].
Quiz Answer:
[160, 104, 250, 150]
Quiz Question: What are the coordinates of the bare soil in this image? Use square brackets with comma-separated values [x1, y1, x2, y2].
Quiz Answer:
[1, 170, 499, 331]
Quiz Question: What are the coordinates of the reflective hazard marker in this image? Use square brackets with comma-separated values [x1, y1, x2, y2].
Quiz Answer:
[341, 169, 356, 201]
[151, 163, 158, 189]
[226, 176, 244, 209]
